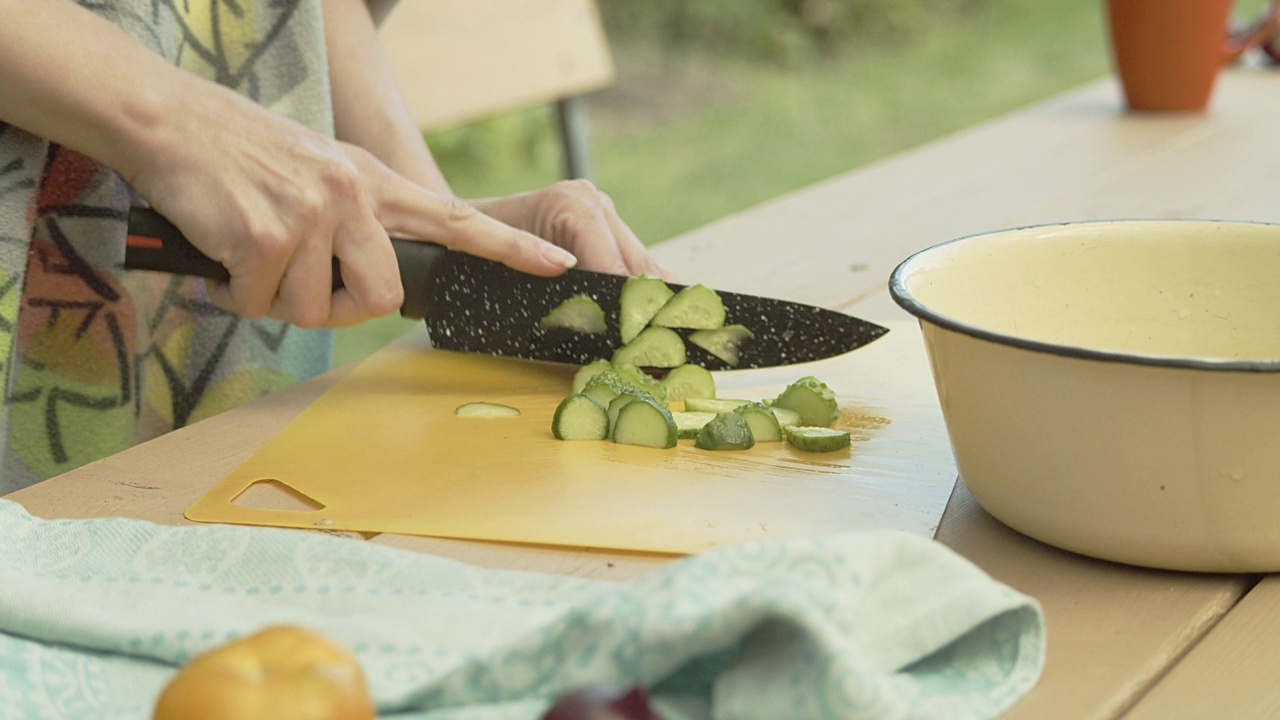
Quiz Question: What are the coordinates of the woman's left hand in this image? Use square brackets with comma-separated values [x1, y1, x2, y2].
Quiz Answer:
[469, 180, 671, 279]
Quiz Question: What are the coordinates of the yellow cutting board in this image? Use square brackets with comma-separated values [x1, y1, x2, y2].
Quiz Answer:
[187, 320, 957, 554]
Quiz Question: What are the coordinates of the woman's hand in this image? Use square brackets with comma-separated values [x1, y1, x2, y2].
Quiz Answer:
[470, 181, 671, 279]
[131, 82, 578, 329]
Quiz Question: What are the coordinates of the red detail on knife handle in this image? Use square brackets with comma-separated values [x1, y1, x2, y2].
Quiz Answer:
[123, 207, 448, 320]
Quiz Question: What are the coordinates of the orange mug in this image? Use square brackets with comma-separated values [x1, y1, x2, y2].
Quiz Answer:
[1106, 0, 1280, 111]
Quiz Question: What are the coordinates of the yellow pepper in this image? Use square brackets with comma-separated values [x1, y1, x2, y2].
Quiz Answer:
[153, 625, 375, 720]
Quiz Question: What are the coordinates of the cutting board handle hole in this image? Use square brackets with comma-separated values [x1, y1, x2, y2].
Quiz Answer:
[232, 478, 326, 513]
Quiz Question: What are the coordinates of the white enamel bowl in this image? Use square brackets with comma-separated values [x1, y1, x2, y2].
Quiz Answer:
[890, 220, 1280, 572]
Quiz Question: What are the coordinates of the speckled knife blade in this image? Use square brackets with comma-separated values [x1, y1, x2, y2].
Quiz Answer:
[425, 251, 888, 370]
[122, 207, 888, 370]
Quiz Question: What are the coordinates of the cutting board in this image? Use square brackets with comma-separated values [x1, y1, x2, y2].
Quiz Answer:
[187, 320, 958, 554]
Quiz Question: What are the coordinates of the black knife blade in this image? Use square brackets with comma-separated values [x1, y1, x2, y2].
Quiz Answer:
[124, 207, 888, 370]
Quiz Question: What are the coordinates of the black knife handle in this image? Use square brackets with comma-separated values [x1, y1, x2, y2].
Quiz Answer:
[124, 207, 447, 320]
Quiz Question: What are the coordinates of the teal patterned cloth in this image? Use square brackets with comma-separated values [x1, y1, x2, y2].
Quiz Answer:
[0, 499, 1044, 719]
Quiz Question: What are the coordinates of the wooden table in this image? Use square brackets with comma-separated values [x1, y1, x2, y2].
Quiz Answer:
[9, 68, 1280, 718]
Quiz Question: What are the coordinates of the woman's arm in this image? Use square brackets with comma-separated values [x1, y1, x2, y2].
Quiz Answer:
[0, 0, 576, 328]
[322, 0, 668, 278]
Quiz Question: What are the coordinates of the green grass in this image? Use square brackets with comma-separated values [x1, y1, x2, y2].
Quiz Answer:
[334, 0, 1109, 367]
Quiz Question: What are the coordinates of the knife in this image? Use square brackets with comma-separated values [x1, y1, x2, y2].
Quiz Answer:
[124, 207, 888, 370]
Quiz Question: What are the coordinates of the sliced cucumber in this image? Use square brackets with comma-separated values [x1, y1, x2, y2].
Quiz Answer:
[551, 394, 609, 440]
[454, 401, 521, 417]
[571, 359, 613, 394]
[672, 410, 716, 439]
[582, 369, 646, 407]
[607, 393, 648, 437]
[773, 376, 840, 427]
[539, 293, 606, 334]
[694, 411, 755, 451]
[619, 275, 674, 344]
[768, 406, 803, 430]
[612, 363, 669, 406]
[737, 402, 782, 442]
[786, 426, 852, 453]
[660, 364, 716, 402]
[612, 397, 678, 449]
[612, 326, 686, 369]
[688, 324, 755, 367]
[651, 284, 726, 330]
[684, 397, 751, 414]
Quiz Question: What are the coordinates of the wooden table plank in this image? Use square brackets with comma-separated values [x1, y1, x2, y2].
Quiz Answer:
[1120, 574, 1280, 719]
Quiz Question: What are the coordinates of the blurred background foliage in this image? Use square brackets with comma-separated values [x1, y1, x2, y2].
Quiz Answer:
[337, 0, 1112, 364]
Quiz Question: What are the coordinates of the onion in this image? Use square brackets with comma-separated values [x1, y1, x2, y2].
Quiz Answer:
[539, 686, 664, 720]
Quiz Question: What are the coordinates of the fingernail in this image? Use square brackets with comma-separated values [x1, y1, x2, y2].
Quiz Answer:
[542, 243, 577, 269]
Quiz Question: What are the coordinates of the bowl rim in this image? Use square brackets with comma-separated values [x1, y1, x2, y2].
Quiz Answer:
[888, 218, 1280, 373]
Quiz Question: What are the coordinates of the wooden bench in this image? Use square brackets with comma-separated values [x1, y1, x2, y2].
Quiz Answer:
[375, 0, 616, 179]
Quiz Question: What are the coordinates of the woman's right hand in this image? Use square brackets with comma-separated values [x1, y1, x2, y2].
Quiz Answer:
[130, 82, 578, 329]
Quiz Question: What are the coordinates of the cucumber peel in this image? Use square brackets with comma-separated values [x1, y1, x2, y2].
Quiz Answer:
[694, 411, 755, 451]
[619, 275, 674, 344]
[551, 394, 609, 440]
[786, 426, 852, 453]
[539, 293, 606, 334]
[571, 359, 613, 394]
[613, 363, 669, 406]
[651, 284, 726, 330]
[773, 376, 840, 427]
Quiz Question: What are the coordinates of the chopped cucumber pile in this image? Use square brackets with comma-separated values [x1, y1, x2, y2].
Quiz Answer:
[454, 401, 521, 417]
[539, 293, 606, 334]
[550, 363, 850, 453]
[541, 272, 753, 368]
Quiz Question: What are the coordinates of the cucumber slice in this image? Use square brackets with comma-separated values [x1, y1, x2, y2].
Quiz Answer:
[539, 293, 606, 334]
[551, 394, 609, 440]
[672, 410, 716, 439]
[454, 401, 521, 417]
[607, 393, 648, 437]
[683, 397, 751, 414]
[571, 359, 613, 394]
[694, 411, 755, 451]
[660, 364, 717, 402]
[613, 363, 669, 406]
[773, 376, 840, 427]
[612, 397, 678, 449]
[786, 426, 852, 453]
[612, 326, 686, 369]
[619, 275, 674, 344]
[650, 284, 726, 330]
[737, 402, 782, 442]
[768, 406, 803, 430]
[582, 369, 648, 407]
[688, 324, 755, 367]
